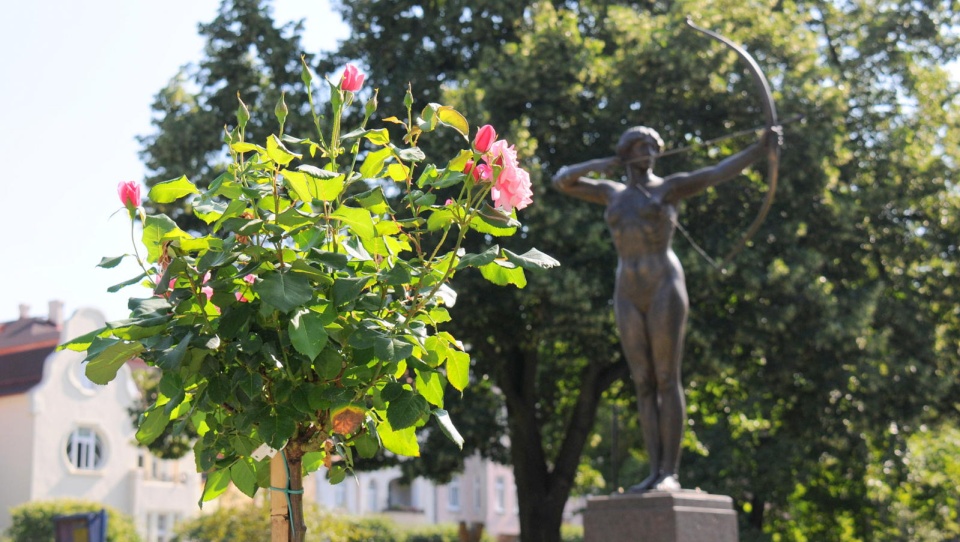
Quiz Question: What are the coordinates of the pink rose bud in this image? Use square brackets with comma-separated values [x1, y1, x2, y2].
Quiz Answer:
[117, 181, 141, 212]
[340, 64, 365, 92]
[463, 159, 492, 182]
[473, 124, 497, 153]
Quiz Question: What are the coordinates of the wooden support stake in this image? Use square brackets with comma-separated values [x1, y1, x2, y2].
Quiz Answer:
[270, 454, 290, 542]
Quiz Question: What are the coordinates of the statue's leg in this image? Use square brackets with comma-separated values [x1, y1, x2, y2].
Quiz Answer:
[648, 282, 689, 490]
[615, 299, 660, 492]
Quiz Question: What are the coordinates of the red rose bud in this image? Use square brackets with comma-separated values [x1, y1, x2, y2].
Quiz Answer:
[340, 64, 365, 92]
[473, 124, 497, 153]
[117, 181, 141, 213]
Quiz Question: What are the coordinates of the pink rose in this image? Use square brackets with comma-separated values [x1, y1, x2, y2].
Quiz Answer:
[340, 64, 365, 92]
[473, 124, 497, 153]
[235, 291, 249, 303]
[491, 164, 533, 211]
[117, 181, 140, 213]
[243, 274, 256, 285]
[484, 140, 532, 211]
[463, 160, 492, 182]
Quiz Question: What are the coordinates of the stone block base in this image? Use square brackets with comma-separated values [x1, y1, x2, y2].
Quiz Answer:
[583, 490, 738, 542]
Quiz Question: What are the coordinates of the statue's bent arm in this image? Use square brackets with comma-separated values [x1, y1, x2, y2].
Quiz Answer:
[551, 157, 621, 205]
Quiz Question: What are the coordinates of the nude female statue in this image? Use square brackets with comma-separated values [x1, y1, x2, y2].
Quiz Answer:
[552, 126, 779, 491]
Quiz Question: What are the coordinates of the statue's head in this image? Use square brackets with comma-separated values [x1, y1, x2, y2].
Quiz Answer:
[617, 126, 664, 161]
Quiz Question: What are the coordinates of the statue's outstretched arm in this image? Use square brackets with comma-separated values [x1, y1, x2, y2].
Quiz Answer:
[662, 129, 778, 203]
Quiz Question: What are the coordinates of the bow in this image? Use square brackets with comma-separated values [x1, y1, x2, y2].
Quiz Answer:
[685, 18, 780, 272]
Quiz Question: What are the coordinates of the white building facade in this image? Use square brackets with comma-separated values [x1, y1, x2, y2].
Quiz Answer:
[314, 454, 525, 539]
[0, 304, 202, 541]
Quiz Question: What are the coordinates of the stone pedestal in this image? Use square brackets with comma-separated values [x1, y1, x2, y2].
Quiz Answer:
[583, 490, 739, 542]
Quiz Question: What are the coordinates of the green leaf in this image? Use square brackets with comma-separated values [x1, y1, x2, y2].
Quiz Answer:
[57, 327, 106, 352]
[316, 348, 343, 380]
[363, 128, 391, 145]
[332, 276, 371, 307]
[258, 413, 296, 449]
[427, 209, 456, 231]
[397, 147, 426, 162]
[436, 106, 470, 138]
[470, 204, 519, 237]
[297, 164, 339, 179]
[85, 341, 144, 385]
[254, 272, 313, 313]
[266, 134, 301, 166]
[376, 337, 415, 364]
[446, 349, 470, 392]
[200, 468, 232, 505]
[282, 169, 344, 202]
[415, 369, 445, 407]
[288, 309, 329, 361]
[415, 164, 439, 188]
[352, 187, 392, 214]
[148, 175, 199, 203]
[142, 214, 192, 262]
[359, 147, 393, 178]
[230, 458, 258, 498]
[331, 206, 375, 240]
[504, 248, 561, 270]
[432, 409, 464, 449]
[446, 149, 473, 173]
[302, 451, 325, 475]
[97, 255, 127, 269]
[231, 142, 261, 154]
[387, 392, 427, 430]
[354, 431, 379, 459]
[479, 261, 527, 288]
[136, 405, 171, 446]
[157, 332, 193, 372]
[456, 245, 500, 270]
[377, 418, 420, 457]
[106, 272, 147, 293]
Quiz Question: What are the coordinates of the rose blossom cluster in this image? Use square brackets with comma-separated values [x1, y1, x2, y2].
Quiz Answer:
[468, 125, 533, 212]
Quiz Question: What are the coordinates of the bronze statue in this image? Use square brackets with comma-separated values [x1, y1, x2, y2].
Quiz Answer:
[551, 17, 782, 493]
[552, 126, 779, 492]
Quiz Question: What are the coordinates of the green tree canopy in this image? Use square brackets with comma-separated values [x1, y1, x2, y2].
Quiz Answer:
[139, 0, 314, 231]
[327, 0, 960, 540]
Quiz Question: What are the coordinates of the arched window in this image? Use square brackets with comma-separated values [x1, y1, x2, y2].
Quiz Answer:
[66, 427, 104, 470]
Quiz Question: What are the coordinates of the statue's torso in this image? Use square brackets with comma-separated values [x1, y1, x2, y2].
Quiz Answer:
[604, 183, 686, 310]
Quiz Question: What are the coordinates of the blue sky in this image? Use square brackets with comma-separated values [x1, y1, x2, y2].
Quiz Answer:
[0, 1, 348, 323]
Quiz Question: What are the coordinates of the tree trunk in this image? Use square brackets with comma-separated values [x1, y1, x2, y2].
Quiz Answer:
[748, 493, 764, 532]
[271, 447, 307, 542]
[495, 343, 628, 542]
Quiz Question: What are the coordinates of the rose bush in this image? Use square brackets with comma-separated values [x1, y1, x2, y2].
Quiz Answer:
[61, 62, 555, 539]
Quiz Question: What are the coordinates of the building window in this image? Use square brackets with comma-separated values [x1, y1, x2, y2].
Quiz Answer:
[148, 512, 179, 542]
[448, 477, 461, 511]
[474, 475, 482, 513]
[66, 427, 104, 470]
[367, 480, 379, 512]
[494, 476, 506, 513]
[334, 483, 347, 508]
